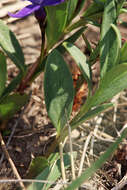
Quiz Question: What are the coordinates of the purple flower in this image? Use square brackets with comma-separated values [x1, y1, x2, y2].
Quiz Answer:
[9, 0, 65, 20]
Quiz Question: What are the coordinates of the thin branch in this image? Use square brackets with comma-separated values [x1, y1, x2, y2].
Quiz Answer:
[111, 172, 127, 190]
[0, 132, 26, 190]
[0, 92, 32, 166]
[78, 133, 92, 177]
[67, 121, 76, 180]
[111, 94, 120, 136]
[90, 114, 104, 155]
[0, 178, 69, 185]
[59, 142, 67, 187]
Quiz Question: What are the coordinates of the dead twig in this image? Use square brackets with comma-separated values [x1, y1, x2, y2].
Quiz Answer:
[0, 178, 69, 185]
[90, 113, 104, 156]
[111, 172, 127, 190]
[0, 132, 26, 190]
[67, 121, 76, 180]
[0, 92, 32, 166]
[111, 94, 121, 136]
[78, 132, 92, 177]
[59, 142, 67, 187]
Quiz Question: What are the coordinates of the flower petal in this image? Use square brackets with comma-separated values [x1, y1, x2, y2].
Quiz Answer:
[8, 4, 41, 18]
[42, 0, 65, 6]
[27, 0, 43, 5]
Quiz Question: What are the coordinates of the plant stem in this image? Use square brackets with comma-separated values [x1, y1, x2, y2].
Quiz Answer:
[59, 142, 67, 187]
[18, 21, 46, 93]
[65, 17, 86, 33]
[45, 137, 59, 158]
[67, 121, 76, 180]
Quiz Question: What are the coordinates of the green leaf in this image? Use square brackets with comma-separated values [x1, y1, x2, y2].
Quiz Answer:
[120, 8, 127, 14]
[2, 72, 23, 99]
[44, 49, 74, 134]
[89, 42, 100, 65]
[82, 34, 93, 54]
[116, 0, 125, 16]
[57, 27, 86, 54]
[73, 0, 86, 17]
[94, 0, 105, 4]
[27, 153, 76, 190]
[65, 128, 127, 190]
[45, 2, 68, 50]
[0, 93, 29, 120]
[30, 58, 47, 82]
[72, 63, 127, 121]
[62, 42, 92, 91]
[90, 63, 127, 107]
[100, 0, 120, 77]
[120, 41, 127, 63]
[60, 103, 113, 142]
[0, 20, 26, 73]
[111, 23, 121, 48]
[82, 1, 104, 18]
[66, 0, 78, 23]
[26, 157, 49, 179]
[0, 52, 7, 98]
[70, 103, 113, 130]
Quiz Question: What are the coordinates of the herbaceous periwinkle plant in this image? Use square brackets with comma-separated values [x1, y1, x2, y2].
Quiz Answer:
[1, 0, 127, 189]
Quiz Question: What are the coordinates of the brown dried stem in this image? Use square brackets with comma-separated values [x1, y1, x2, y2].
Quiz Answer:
[0, 132, 26, 190]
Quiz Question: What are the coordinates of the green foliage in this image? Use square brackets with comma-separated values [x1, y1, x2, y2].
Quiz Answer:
[27, 152, 76, 190]
[120, 41, 127, 63]
[62, 41, 92, 91]
[100, 0, 120, 77]
[82, 1, 104, 19]
[26, 157, 49, 179]
[1, 72, 23, 99]
[45, 2, 68, 50]
[44, 49, 74, 134]
[0, 52, 7, 98]
[70, 103, 113, 129]
[73, 0, 86, 17]
[72, 63, 127, 124]
[57, 26, 86, 54]
[66, 0, 78, 23]
[2, 0, 127, 188]
[90, 63, 127, 107]
[0, 19, 26, 73]
[0, 93, 29, 121]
